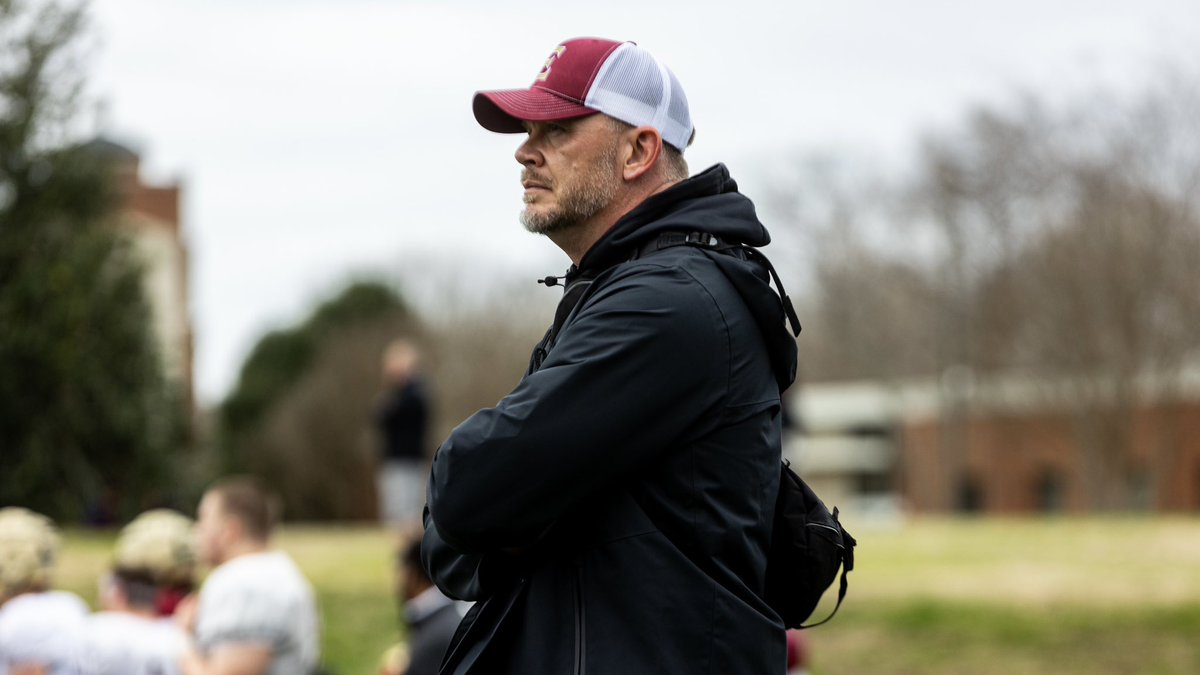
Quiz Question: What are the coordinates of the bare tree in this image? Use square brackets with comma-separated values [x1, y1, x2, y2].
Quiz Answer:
[911, 71, 1200, 511]
[768, 64, 1200, 512]
[765, 154, 939, 383]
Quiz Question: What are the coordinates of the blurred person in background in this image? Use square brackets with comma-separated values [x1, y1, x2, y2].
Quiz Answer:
[378, 536, 460, 675]
[0, 507, 86, 674]
[422, 37, 797, 674]
[78, 509, 197, 674]
[375, 339, 431, 527]
[786, 630, 811, 675]
[177, 477, 320, 675]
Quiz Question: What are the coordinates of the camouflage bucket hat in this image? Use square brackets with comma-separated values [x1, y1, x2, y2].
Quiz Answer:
[0, 507, 60, 600]
[114, 508, 197, 587]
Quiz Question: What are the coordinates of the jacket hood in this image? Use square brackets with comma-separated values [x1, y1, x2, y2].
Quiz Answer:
[572, 163, 798, 392]
[579, 163, 770, 273]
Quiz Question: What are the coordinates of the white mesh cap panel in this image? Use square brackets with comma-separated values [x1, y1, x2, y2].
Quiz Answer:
[585, 43, 693, 151]
[665, 69, 691, 140]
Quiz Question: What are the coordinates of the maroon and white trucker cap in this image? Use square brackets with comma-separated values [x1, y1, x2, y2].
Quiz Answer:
[473, 38, 694, 152]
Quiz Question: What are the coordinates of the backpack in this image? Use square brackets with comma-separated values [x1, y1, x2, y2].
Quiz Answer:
[637, 231, 857, 629]
[765, 460, 856, 628]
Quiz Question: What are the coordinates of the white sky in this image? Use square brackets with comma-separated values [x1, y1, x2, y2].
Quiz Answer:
[84, 0, 1199, 404]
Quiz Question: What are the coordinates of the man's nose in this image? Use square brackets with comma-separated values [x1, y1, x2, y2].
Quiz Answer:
[515, 135, 542, 167]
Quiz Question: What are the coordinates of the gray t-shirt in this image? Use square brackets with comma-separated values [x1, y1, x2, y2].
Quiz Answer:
[195, 551, 320, 674]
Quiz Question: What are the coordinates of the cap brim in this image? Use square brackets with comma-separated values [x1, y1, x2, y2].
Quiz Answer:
[473, 87, 599, 133]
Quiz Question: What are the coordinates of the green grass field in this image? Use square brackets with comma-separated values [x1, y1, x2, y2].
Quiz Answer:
[54, 516, 1200, 674]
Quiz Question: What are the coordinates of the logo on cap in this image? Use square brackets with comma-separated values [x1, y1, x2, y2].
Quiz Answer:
[536, 45, 567, 82]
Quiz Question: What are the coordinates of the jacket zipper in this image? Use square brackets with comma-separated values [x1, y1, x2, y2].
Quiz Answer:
[574, 565, 586, 675]
[808, 522, 842, 537]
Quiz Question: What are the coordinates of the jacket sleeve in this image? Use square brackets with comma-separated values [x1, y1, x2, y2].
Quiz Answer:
[426, 264, 730, 554]
[421, 506, 490, 601]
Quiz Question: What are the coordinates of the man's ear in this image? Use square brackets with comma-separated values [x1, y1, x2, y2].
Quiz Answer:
[622, 126, 664, 182]
[221, 514, 243, 544]
[98, 574, 124, 611]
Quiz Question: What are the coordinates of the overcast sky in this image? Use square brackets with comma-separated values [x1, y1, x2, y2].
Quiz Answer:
[84, 0, 1199, 404]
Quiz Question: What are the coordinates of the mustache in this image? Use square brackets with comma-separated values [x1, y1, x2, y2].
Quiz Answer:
[521, 169, 553, 188]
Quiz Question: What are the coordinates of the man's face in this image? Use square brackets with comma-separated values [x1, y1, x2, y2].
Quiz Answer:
[516, 114, 624, 235]
[194, 492, 228, 567]
[398, 562, 421, 602]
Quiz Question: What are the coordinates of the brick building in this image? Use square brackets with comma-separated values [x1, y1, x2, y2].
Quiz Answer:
[87, 139, 194, 410]
[792, 365, 1200, 515]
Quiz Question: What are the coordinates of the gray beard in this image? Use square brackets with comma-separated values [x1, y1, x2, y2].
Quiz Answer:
[520, 182, 615, 235]
[520, 146, 620, 235]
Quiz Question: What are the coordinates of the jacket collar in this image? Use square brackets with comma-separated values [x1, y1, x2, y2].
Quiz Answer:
[564, 163, 767, 283]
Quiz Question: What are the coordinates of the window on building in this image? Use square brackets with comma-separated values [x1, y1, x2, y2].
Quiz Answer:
[957, 475, 983, 513]
[1129, 469, 1154, 511]
[854, 471, 891, 496]
[847, 424, 891, 439]
[1196, 466, 1200, 511]
[1195, 465, 1200, 511]
[1035, 470, 1065, 513]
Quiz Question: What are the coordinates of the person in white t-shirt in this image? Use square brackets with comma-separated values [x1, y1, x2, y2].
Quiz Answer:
[0, 507, 87, 675]
[177, 477, 320, 675]
[78, 509, 197, 675]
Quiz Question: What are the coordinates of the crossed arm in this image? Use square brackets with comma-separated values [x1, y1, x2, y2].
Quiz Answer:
[423, 266, 728, 597]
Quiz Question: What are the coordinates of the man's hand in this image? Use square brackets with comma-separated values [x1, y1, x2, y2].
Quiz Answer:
[174, 592, 199, 634]
[377, 642, 410, 675]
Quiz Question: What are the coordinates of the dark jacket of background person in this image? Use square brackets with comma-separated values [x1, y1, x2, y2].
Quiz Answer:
[404, 598, 462, 675]
[377, 378, 430, 462]
[395, 537, 462, 675]
[423, 164, 797, 674]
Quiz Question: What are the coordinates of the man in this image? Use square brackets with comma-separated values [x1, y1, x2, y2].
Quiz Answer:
[178, 477, 320, 675]
[79, 509, 197, 675]
[375, 339, 432, 526]
[0, 507, 87, 675]
[381, 537, 461, 675]
[423, 38, 798, 674]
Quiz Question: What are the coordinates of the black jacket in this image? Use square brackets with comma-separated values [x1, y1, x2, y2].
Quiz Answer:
[406, 597, 464, 675]
[377, 378, 430, 462]
[423, 164, 797, 674]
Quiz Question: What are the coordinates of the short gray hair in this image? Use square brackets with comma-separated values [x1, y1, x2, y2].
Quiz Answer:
[605, 116, 689, 182]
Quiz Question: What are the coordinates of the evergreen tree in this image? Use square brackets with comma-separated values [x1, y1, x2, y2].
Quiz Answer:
[219, 280, 417, 520]
[0, 0, 184, 521]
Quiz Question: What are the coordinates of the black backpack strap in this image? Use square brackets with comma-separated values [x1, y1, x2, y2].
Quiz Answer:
[798, 506, 857, 629]
[632, 231, 801, 337]
[632, 231, 852, 628]
[632, 230, 724, 258]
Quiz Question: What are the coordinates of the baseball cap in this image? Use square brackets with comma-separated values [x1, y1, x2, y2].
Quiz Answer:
[0, 507, 60, 599]
[473, 37, 694, 152]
